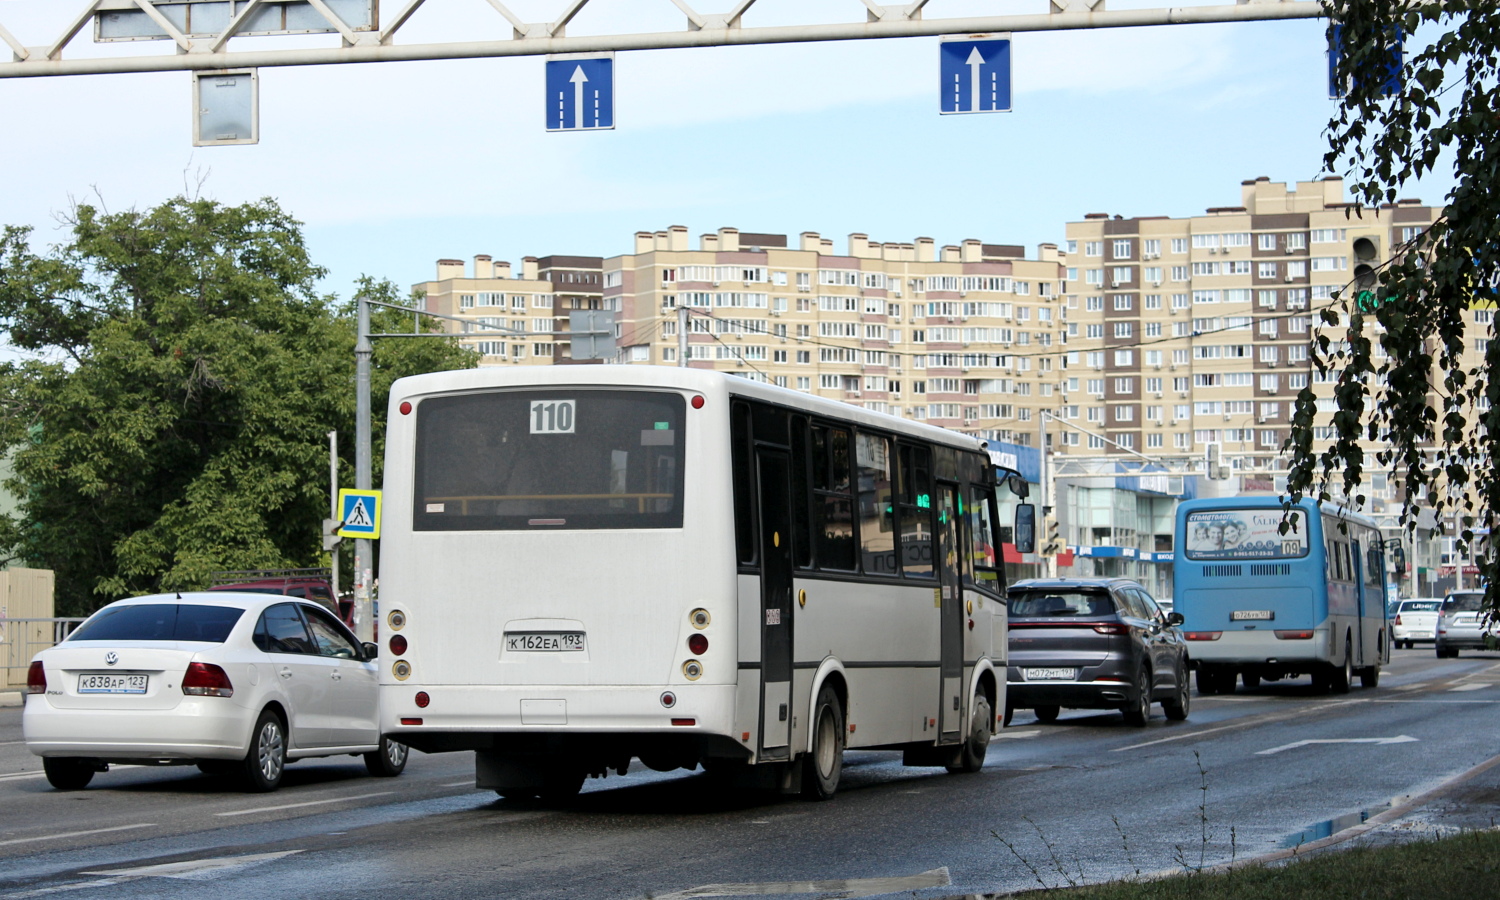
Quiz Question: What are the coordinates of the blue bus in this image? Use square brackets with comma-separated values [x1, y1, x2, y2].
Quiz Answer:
[1173, 497, 1389, 694]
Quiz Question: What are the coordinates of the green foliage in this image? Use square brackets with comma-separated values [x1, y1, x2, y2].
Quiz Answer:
[1288, 1, 1500, 606]
[0, 197, 476, 614]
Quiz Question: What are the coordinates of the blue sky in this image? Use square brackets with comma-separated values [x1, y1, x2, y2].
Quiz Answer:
[0, 0, 1458, 321]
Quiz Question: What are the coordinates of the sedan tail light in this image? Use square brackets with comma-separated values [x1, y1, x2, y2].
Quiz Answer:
[1394, 614, 1403, 625]
[181, 662, 234, 698]
[26, 661, 46, 694]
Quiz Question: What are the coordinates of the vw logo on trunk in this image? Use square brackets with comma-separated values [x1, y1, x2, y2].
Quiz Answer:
[105, 651, 118, 666]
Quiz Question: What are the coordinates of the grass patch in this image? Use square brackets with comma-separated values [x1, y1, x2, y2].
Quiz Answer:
[1005, 829, 1500, 900]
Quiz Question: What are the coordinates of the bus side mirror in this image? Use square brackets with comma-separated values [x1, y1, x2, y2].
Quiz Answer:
[1007, 474, 1029, 499]
[1013, 503, 1036, 554]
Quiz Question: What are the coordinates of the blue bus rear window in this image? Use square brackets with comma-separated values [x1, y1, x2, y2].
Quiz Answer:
[1184, 509, 1309, 560]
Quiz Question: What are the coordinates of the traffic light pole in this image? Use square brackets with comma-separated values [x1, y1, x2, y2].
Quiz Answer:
[354, 297, 374, 642]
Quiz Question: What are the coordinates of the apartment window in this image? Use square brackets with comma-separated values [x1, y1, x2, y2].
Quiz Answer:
[1144, 294, 1162, 310]
[1086, 270, 1104, 286]
[1172, 294, 1191, 310]
[1288, 373, 1308, 389]
[1171, 238, 1189, 254]
[1259, 402, 1282, 419]
[1172, 350, 1190, 366]
[1086, 351, 1105, 368]
[1192, 262, 1220, 277]
[1258, 290, 1278, 309]
[1115, 405, 1134, 422]
[1147, 405, 1164, 422]
[1145, 376, 1163, 393]
[1144, 322, 1162, 338]
[819, 375, 840, 389]
[1113, 294, 1133, 311]
[1147, 432, 1164, 449]
[1259, 345, 1279, 363]
[1173, 377, 1190, 392]
[1195, 373, 1221, 388]
[1088, 434, 1106, 450]
[1144, 239, 1161, 256]
[1193, 234, 1221, 250]
[1111, 267, 1132, 285]
[1087, 406, 1103, 422]
[1258, 319, 1279, 337]
[532, 342, 551, 357]
[1258, 262, 1278, 279]
[1174, 403, 1190, 419]
[1113, 239, 1133, 258]
[1286, 289, 1308, 309]
[1114, 350, 1134, 366]
[1225, 372, 1252, 387]
[1085, 241, 1103, 256]
[1288, 316, 1310, 333]
[1067, 268, 1079, 282]
[1225, 261, 1252, 275]
[1287, 345, 1309, 362]
[1086, 296, 1104, 311]
[1067, 240, 1079, 253]
[1312, 257, 1348, 271]
[1087, 379, 1105, 396]
[1113, 322, 1133, 338]
[1173, 432, 1191, 449]
[1286, 261, 1307, 278]
[1310, 229, 1344, 243]
[1258, 234, 1277, 251]
[1113, 377, 1135, 394]
[1193, 290, 1221, 305]
[773, 350, 788, 364]
[1143, 267, 1163, 283]
[1224, 233, 1251, 248]
[1173, 322, 1191, 338]
[797, 350, 811, 364]
[1287, 233, 1307, 250]
[459, 294, 475, 309]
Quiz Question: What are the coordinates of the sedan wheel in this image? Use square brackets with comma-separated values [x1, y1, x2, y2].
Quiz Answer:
[43, 758, 95, 791]
[241, 709, 287, 793]
[364, 735, 410, 778]
[1032, 705, 1060, 724]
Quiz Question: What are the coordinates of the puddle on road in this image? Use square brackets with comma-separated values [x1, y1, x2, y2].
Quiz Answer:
[1279, 801, 1397, 848]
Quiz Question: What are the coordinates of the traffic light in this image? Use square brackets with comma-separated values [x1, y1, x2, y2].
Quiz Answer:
[1352, 236, 1381, 311]
[1040, 515, 1063, 557]
[322, 518, 343, 552]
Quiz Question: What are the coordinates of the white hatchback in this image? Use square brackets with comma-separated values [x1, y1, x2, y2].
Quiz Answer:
[24, 593, 407, 792]
[1392, 598, 1443, 648]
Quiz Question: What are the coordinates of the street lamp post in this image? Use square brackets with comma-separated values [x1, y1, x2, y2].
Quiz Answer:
[353, 297, 374, 642]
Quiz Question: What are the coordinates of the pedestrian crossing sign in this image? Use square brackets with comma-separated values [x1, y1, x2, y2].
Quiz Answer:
[337, 489, 382, 540]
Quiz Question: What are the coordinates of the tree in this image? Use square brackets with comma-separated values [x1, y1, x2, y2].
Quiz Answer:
[0, 197, 475, 615]
[1288, 1, 1499, 606]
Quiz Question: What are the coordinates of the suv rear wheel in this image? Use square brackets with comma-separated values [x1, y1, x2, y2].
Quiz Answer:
[1122, 668, 1152, 727]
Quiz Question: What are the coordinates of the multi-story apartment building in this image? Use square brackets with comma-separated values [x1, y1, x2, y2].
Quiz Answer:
[1060, 176, 1441, 472]
[604, 226, 1067, 446]
[415, 254, 605, 365]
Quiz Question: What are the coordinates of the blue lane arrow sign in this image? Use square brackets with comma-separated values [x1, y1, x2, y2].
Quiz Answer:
[1328, 23, 1402, 100]
[546, 53, 615, 132]
[940, 35, 1011, 114]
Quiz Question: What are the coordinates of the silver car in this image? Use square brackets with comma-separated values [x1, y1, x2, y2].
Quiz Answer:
[1435, 591, 1498, 657]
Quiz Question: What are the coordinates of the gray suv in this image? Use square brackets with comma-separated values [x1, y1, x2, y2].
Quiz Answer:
[1006, 578, 1191, 726]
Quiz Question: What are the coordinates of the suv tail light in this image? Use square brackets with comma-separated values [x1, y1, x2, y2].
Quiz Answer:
[1092, 623, 1130, 635]
[181, 662, 235, 697]
[27, 661, 46, 694]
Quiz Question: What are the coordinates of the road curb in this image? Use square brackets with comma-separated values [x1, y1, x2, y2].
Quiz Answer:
[0, 691, 22, 708]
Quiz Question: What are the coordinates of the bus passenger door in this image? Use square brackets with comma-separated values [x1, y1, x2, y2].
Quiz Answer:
[937, 483, 964, 743]
[757, 449, 795, 759]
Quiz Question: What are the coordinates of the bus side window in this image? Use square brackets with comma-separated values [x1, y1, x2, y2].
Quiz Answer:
[731, 401, 756, 566]
[812, 426, 856, 571]
[790, 415, 813, 569]
[896, 444, 934, 579]
[856, 433, 897, 576]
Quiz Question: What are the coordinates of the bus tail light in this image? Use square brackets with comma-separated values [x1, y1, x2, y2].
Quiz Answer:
[415, 691, 430, 708]
[1092, 623, 1130, 635]
[1184, 632, 1222, 641]
[682, 660, 703, 680]
[672, 718, 696, 726]
[182, 662, 235, 697]
[390, 634, 408, 656]
[388, 610, 406, 631]
[393, 660, 412, 680]
[27, 661, 45, 694]
[688, 633, 709, 655]
[400, 717, 423, 726]
[1275, 630, 1315, 640]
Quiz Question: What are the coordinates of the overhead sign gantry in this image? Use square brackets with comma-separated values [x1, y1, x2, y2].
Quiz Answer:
[0, 0, 1326, 144]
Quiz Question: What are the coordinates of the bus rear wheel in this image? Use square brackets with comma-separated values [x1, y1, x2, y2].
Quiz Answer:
[1329, 638, 1353, 694]
[802, 684, 845, 801]
[948, 694, 991, 774]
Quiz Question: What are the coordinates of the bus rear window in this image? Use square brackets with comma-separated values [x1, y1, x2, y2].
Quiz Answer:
[413, 390, 686, 531]
[1184, 509, 1309, 560]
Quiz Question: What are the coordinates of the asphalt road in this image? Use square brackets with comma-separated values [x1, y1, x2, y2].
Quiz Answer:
[2, 647, 1497, 899]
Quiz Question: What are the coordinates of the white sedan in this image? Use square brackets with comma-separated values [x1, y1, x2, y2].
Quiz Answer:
[24, 593, 407, 792]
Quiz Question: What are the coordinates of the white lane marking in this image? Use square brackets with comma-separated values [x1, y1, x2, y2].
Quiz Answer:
[82, 850, 303, 878]
[1375, 699, 1500, 704]
[214, 791, 393, 817]
[441, 781, 474, 787]
[1256, 735, 1419, 756]
[648, 867, 950, 900]
[0, 824, 156, 848]
[0, 771, 47, 781]
[2, 877, 125, 897]
[1450, 682, 1490, 692]
[995, 729, 1039, 740]
[1394, 682, 1429, 691]
[1112, 697, 1365, 752]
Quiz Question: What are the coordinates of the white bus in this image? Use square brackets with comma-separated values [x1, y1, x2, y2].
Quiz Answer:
[377, 366, 1012, 800]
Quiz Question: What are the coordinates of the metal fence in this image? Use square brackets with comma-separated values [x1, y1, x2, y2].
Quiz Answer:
[1, 618, 86, 676]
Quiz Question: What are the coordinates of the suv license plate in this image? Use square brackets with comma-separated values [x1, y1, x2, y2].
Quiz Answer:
[78, 674, 148, 694]
[1024, 668, 1077, 681]
[1231, 610, 1275, 621]
[505, 632, 586, 652]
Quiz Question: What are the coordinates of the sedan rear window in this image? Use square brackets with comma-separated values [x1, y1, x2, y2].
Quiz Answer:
[1009, 591, 1116, 618]
[1399, 601, 1441, 613]
[1443, 593, 1484, 613]
[69, 604, 245, 643]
